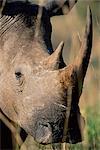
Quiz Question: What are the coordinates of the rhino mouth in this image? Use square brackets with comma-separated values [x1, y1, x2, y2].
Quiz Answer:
[21, 104, 85, 144]
[34, 113, 84, 144]
[31, 104, 66, 144]
[34, 122, 65, 144]
[34, 122, 52, 144]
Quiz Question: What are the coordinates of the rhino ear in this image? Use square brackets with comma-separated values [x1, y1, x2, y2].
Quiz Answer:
[44, 0, 77, 17]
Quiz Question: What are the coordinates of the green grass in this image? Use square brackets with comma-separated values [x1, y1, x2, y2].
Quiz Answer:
[67, 103, 100, 150]
[86, 104, 100, 150]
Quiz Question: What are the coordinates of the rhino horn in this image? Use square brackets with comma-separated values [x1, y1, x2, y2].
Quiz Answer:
[75, 6, 92, 83]
[74, 6, 93, 96]
[43, 41, 66, 70]
[60, 6, 93, 97]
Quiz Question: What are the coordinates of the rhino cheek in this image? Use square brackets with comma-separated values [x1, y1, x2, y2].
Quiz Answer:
[0, 91, 19, 122]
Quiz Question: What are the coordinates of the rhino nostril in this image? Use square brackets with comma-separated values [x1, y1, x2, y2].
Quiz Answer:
[35, 122, 52, 144]
[43, 123, 49, 127]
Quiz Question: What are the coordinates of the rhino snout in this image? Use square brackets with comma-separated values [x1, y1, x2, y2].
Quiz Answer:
[35, 122, 52, 144]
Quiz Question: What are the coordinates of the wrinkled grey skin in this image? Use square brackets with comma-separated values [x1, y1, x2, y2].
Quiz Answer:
[0, 0, 92, 144]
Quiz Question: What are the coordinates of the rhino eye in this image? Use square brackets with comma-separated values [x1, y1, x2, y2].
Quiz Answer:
[15, 72, 22, 79]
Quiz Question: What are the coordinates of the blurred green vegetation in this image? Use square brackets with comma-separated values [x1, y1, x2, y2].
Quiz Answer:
[76, 1, 100, 25]
[67, 103, 100, 150]
[86, 104, 100, 149]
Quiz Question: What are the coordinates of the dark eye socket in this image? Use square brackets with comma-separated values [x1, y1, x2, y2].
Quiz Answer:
[15, 72, 22, 79]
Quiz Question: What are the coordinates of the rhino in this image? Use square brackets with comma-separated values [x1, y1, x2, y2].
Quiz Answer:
[0, 0, 93, 145]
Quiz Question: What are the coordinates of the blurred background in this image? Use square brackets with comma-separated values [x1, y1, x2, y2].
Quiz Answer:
[52, 0, 100, 108]
[51, 1, 100, 149]
[0, 0, 100, 149]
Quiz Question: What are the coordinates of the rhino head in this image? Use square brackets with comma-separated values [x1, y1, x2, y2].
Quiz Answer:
[0, 0, 92, 144]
